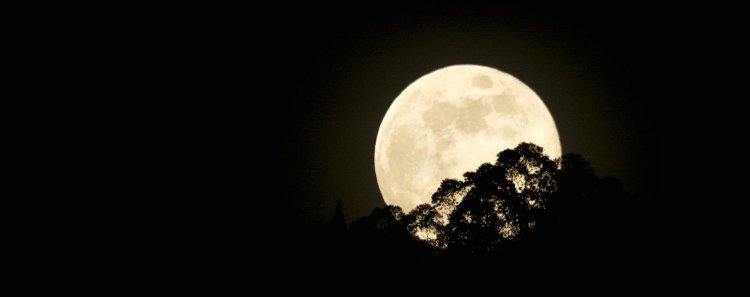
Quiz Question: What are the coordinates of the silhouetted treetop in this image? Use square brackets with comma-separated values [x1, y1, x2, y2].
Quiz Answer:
[387, 142, 637, 257]
[331, 200, 346, 233]
[312, 142, 642, 269]
[402, 203, 441, 243]
[349, 205, 405, 235]
[431, 143, 556, 252]
[302, 143, 652, 274]
[558, 153, 598, 199]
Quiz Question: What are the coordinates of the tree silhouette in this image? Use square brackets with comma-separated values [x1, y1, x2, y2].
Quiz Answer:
[427, 143, 559, 254]
[347, 205, 433, 267]
[306, 142, 650, 272]
[557, 153, 598, 200]
[330, 200, 346, 234]
[402, 203, 442, 244]
[349, 205, 407, 241]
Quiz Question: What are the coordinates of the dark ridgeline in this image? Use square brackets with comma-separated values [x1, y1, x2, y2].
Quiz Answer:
[290, 143, 660, 282]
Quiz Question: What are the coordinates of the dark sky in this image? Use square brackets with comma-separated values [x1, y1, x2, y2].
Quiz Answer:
[96, 4, 749, 281]
[261, 6, 665, 225]
[118, 5, 745, 278]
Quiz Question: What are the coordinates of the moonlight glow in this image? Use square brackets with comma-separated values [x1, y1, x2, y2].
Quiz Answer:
[374, 65, 562, 211]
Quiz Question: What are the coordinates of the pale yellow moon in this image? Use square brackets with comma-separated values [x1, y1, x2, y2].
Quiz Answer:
[374, 64, 562, 212]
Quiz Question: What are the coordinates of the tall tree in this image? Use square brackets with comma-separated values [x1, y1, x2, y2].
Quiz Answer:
[414, 143, 559, 254]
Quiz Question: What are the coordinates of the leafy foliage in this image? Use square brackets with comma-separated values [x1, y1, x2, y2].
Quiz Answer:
[417, 143, 557, 253]
[307, 143, 650, 272]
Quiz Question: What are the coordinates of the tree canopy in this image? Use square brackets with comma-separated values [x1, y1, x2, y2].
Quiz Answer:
[306, 142, 652, 272]
[402, 142, 559, 254]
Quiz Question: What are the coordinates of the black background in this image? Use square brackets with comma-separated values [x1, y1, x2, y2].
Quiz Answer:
[257, 6, 666, 225]
[70, 3, 747, 288]
[153, 6, 706, 238]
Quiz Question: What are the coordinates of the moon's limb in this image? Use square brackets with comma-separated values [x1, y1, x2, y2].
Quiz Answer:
[375, 65, 561, 212]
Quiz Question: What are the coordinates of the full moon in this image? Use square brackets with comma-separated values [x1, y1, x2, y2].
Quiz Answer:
[374, 64, 561, 212]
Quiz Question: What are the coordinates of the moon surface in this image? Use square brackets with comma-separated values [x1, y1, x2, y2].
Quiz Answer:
[374, 65, 561, 212]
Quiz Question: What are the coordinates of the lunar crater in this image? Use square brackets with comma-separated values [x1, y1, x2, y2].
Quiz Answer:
[472, 75, 493, 89]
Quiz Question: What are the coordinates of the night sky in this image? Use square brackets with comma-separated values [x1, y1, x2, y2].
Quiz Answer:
[103, 4, 746, 282]
[259, 6, 665, 226]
